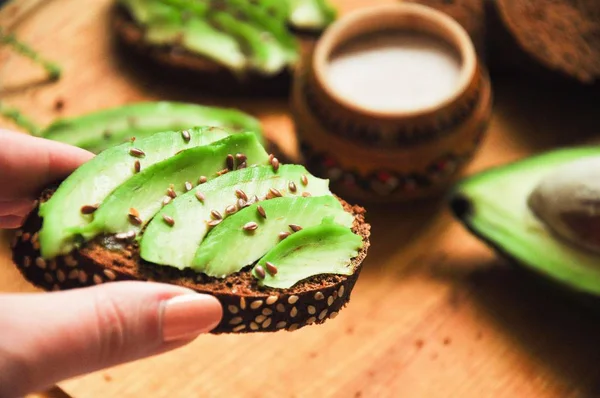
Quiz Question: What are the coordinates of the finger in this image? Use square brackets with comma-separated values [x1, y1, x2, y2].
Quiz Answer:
[0, 215, 26, 229]
[0, 130, 94, 200]
[0, 199, 35, 217]
[0, 282, 223, 397]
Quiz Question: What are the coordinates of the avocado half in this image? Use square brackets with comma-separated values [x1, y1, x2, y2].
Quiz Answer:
[449, 147, 600, 298]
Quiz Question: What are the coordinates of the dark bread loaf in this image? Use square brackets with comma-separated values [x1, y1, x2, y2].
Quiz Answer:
[112, 4, 293, 96]
[11, 189, 370, 334]
[492, 0, 600, 84]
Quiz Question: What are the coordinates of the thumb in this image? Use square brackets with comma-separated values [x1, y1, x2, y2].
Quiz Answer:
[0, 281, 222, 397]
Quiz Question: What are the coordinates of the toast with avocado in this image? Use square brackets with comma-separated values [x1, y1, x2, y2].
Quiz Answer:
[112, 0, 336, 95]
[11, 127, 370, 333]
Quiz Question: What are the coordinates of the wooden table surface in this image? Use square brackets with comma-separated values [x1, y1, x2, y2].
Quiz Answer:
[2, 0, 600, 397]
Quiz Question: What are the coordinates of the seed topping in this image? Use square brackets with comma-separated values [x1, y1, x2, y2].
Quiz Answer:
[288, 181, 297, 193]
[226, 154, 235, 170]
[289, 224, 302, 232]
[233, 324, 246, 332]
[129, 208, 140, 218]
[255, 314, 267, 323]
[195, 191, 205, 202]
[288, 295, 299, 304]
[235, 153, 247, 163]
[163, 214, 175, 226]
[250, 300, 263, 310]
[225, 205, 237, 215]
[181, 129, 191, 142]
[184, 181, 193, 192]
[265, 261, 278, 275]
[301, 174, 308, 186]
[271, 157, 280, 172]
[129, 148, 145, 158]
[276, 321, 287, 329]
[115, 231, 136, 241]
[167, 187, 177, 199]
[257, 205, 267, 219]
[235, 189, 248, 201]
[129, 215, 143, 225]
[314, 292, 325, 301]
[238, 161, 247, 169]
[80, 204, 99, 215]
[255, 265, 266, 279]
[198, 176, 207, 184]
[302, 192, 312, 197]
[162, 196, 172, 207]
[308, 305, 316, 315]
[262, 318, 272, 328]
[228, 305, 239, 314]
[290, 307, 298, 317]
[35, 257, 46, 269]
[237, 198, 247, 209]
[134, 160, 141, 173]
[207, 219, 222, 228]
[211, 210, 223, 220]
[103, 269, 117, 280]
[268, 153, 274, 163]
[217, 168, 229, 176]
[268, 188, 282, 198]
[279, 231, 291, 240]
[243, 222, 258, 231]
[266, 295, 278, 305]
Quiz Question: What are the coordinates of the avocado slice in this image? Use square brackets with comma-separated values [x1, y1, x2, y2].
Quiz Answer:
[119, 0, 333, 76]
[41, 102, 263, 153]
[77, 132, 268, 240]
[449, 147, 600, 297]
[193, 196, 354, 277]
[288, 0, 336, 31]
[252, 221, 362, 289]
[141, 164, 330, 268]
[38, 126, 231, 259]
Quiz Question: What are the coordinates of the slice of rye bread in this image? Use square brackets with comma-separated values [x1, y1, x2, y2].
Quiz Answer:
[11, 189, 370, 334]
[111, 4, 296, 96]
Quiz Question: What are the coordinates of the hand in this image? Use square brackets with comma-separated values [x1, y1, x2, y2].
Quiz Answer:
[0, 131, 223, 397]
[0, 129, 93, 228]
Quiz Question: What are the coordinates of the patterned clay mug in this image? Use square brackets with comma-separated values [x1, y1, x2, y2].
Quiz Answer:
[292, 3, 492, 202]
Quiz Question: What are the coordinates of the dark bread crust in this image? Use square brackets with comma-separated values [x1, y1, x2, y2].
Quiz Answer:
[111, 4, 293, 96]
[11, 190, 369, 333]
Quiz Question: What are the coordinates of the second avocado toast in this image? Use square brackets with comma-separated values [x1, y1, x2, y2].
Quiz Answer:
[11, 127, 370, 333]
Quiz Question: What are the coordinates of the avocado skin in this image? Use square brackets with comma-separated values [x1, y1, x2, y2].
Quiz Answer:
[449, 147, 600, 300]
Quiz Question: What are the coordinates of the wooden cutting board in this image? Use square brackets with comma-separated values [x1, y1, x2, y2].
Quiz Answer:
[1, 1, 600, 397]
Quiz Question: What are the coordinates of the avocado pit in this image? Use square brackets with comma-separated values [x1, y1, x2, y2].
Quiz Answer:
[528, 157, 600, 254]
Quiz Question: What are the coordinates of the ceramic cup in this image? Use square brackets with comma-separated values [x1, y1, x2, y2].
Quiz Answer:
[291, 3, 492, 202]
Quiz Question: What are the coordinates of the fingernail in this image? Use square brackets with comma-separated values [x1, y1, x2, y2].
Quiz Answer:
[161, 294, 223, 342]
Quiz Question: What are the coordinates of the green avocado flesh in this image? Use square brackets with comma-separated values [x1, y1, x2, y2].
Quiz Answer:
[141, 164, 330, 269]
[41, 102, 263, 153]
[77, 132, 268, 240]
[253, 222, 362, 289]
[38, 126, 233, 258]
[119, 0, 336, 76]
[38, 127, 363, 288]
[450, 147, 600, 296]
[192, 196, 354, 277]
